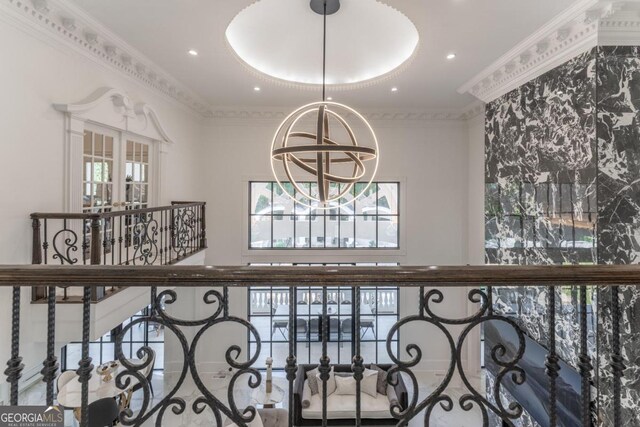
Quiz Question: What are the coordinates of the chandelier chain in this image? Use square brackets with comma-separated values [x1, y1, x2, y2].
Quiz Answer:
[322, 1, 327, 102]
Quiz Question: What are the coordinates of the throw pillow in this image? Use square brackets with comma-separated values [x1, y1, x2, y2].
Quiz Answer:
[361, 368, 378, 397]
[334, 375, 357, 395]
[370, 363, 388, 395]
[224, 412, 264, 427]
[315, 367, 336, 396]
[306, 367, 319, 395]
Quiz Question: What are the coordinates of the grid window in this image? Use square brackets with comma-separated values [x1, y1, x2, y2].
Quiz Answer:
[248, 263, 399, 368]
[61, 306, 163, 372]
[250, 182, 399, 249]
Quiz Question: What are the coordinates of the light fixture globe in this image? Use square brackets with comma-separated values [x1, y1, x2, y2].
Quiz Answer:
[270, 101, 379, 208]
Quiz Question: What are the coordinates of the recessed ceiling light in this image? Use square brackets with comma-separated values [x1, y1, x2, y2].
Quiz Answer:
[254, 86, 261, 92]
[188, 49, 198, 56]
[446, 53, 456, 60]
[391, 87, 398, 92]
[327, 97, 333, 101]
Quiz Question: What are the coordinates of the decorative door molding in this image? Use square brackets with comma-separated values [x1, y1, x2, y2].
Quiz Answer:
[54, 87, 173, 212]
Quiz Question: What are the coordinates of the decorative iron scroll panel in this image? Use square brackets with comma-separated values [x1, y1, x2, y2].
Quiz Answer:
[1, 265, 630, 427]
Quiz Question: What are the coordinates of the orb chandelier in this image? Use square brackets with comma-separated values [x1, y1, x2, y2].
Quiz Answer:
[270, 0, 379, 209]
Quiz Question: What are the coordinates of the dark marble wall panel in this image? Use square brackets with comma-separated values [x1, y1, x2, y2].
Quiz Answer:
[485, 49, 598, 427]
[485, 45, 640, 427]
[596, 45, 640, 427]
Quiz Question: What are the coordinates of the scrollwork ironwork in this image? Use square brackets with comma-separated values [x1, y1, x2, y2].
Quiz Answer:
[172, 207, 196, 259]
[132, 213, 159, 265]
[114, 287, 262, 427]
[386, 287, 526, 427]
[51, 227, 79, 265]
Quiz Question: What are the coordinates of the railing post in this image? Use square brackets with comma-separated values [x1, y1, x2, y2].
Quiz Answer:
[90, 216, 102, 300]
[89, 215, 101, 265]
[200, 203, 207, 249]
[4, 286, 24, 405]
[31, 216, 42, 265]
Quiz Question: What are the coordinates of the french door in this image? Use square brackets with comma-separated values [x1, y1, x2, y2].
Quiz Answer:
[82, 127, 153, 214]
[82, 125, 155, 264]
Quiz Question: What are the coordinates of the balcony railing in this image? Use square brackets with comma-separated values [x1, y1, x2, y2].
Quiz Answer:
[29, 202, 206, 302]
[0, 265, 634, 426]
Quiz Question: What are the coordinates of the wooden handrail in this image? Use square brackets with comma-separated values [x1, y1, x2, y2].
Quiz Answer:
[30, 201, 205, 220]
[2, 264, 640, 286]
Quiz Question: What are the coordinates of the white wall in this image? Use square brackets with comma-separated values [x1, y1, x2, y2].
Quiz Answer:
[0, 21, 205, 403]
[172, 115, 476, 374]
[0, 13, 488, 402]
[467, 112, 486, 266]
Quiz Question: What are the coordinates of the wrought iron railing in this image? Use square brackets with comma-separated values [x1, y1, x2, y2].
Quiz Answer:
[0, 265, 634, 426]
[29, 202, 206, 302]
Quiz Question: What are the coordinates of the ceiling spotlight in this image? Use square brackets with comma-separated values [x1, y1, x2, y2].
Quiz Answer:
[446, 53, 456, 60]
[391, 87, 398, 92]
[188, 49, 199, 56]
[327, 96, 333, 101]
[254, 86, 261, 92]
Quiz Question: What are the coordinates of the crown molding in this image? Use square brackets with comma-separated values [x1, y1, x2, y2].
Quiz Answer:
[208, 103, 485, 127]
[458, 0, 640, 103]
[0, 0, 214, 118]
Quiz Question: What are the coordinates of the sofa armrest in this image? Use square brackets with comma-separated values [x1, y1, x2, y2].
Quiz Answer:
[390, 370, 408, 411]
[294, 365, 307, 425]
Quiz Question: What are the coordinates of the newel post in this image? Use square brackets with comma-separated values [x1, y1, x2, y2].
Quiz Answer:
[31, 216, 42, 265]
[200, 203, 207, 249]
[90, 216, 102, 265]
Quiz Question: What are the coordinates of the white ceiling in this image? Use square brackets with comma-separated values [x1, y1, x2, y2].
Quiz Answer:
[70, 0, 578, 111]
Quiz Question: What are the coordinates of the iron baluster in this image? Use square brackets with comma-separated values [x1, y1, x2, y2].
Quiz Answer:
[285, 286, 297, 427]
[4, 286, 23, 405]
[82, 218, 89, 265]
[611, 285, 626, 427]
[319, 287, 330, 427]
[77, 286, 93, 426]
[545, 287, 560, 427]
[352, 285, 364, 427]
[41, 285, 58, 405]
[578, 285, 593, 426]
[43, 218, 49, 264]
[118, 216, 123, 265]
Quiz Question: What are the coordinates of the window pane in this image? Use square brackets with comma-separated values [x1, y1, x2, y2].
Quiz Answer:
[378, 183, 398, 214]
[251, 215, 271, 248]
[94, 134, 103, 157]
[251, 182, 272, 214]
[294, 216, 310, 248]
[104, 137, 114, 159]
[83, 131, 93, 155]
[339, 215, 354, 248]
[378, 216, 398, 248]
[355, 216, 375, 247]
[273, 215, 294, 248]
[311, 214, 324, 248]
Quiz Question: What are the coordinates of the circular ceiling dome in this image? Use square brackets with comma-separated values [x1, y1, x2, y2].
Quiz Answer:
[225, 0, 419, 88]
